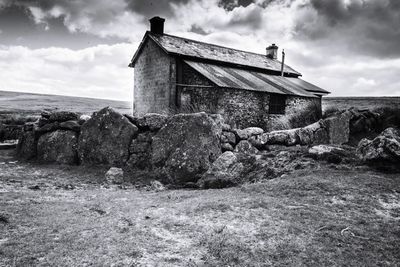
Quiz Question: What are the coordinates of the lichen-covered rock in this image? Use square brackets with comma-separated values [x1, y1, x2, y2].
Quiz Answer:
[235, 127, 264, 140]
[221, 142, 234, 152]
[308, 145, 348, 164]
[16, 130, 37, 160]
[151, 112, 222, 184]
[234, 140, 259, 154]
[356, 127, 400, 164]
[136, 113, 169, 131]
[37, 130, 78, 164]
[265, 129, 299, 146]
[221, 131, 236, 145]
[197, 151, 242, 189]
[78, 107, 138, 166]
[324, 111, 351, 145]
[36, 122, 60, 134]
[105, 167, 124, 184]
[59, 120, 81, 132]
[48, 111, 79, 122]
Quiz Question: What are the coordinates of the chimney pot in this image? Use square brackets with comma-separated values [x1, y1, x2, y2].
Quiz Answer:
[149, 16, 165, 35]
[266, 43, 278, 59]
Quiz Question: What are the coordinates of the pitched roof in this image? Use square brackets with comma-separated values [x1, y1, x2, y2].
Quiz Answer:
[130, 31, 301, 76]
[184, 60, 319, 97]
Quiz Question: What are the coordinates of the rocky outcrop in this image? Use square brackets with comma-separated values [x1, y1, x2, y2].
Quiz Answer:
[151, 112, 222, 184]
[37, 130, 78, 164]
[78, 107, 138, 166]
[356, 128, 400, 167]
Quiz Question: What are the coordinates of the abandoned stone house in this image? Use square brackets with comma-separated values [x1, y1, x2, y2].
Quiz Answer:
[129, 16, 330, 129]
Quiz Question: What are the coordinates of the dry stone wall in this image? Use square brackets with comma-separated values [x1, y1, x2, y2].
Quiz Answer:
[16, 107, 357, 186]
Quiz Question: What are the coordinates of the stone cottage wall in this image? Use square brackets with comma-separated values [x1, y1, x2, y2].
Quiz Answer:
[133, 39, 176, 115]
[179, 62, 270, 129]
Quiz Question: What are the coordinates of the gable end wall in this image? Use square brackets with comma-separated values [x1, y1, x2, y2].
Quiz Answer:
[133, 39, 176, 115]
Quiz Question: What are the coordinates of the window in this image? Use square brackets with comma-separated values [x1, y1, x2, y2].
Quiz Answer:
[269, 94, 286, 114]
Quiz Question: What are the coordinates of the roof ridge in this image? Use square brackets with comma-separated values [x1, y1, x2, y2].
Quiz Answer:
[150, 32, 283, 63]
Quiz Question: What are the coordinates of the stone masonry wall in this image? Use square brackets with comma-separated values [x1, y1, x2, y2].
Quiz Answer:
[133, 39, 176, 115]
[179, 62, 270, 129]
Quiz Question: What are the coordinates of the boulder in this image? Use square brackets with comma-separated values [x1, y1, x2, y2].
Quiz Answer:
[125, 132, 154, 170]
[135, 113, 169, 131]
[48, 111, 79, 122]
[221, 142, 234, 152]
[36, 122, 60, 134]
[324, 111, 351, 145]
[356, 127, 400, 165]
[105, 167, 124, 184]
[78, 107, 138, 166]
[59, 120, 81, 132]
[151, 112, 222, 184]
[149, 180, 166, 191]
[197, 151, 242, 189]
[297, 121, 328, 145]
[234, 140, 259, 154]
[266, 129, 299, 146]
[221, 131, 236, 145]
[37, 130, 78, 164]
[308, 145, 347, 164]
[16, 130, 37, 160]
[235, 127, 264, 140]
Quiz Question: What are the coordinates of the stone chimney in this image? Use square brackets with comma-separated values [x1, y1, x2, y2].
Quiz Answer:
[149, 16, 165, 35]
[266, 43, 278, 59]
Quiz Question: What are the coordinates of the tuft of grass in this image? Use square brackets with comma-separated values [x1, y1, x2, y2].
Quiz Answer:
[199, 225, 255, 266]
[270, 101, 322, 131]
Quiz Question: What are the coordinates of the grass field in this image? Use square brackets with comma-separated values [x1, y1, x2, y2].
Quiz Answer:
[323, 96, 400, 111]
[0, 91, 131, 115]
[0, 149, 400, 266]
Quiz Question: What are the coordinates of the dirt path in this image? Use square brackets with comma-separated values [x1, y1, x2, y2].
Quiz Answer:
[1, 149, 399, 266]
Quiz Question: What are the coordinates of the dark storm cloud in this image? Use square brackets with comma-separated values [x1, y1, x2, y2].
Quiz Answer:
[125, 0, 190, 18]
[295, 0, 400, 58]
[218, 0, 254, 11]
[0, 1, 127, 48]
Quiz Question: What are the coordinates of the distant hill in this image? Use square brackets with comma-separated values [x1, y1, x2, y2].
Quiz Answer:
[0, 91, 131, 115]
[323, 96, 400, 110]
[1, 90, 399, 116]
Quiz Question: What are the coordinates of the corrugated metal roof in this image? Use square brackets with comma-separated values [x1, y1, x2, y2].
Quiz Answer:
[184, 60, 320, 98]
[146, 33, 301, 76]
[285, 77, 330, 94]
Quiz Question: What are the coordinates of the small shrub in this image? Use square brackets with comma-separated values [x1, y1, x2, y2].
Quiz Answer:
[373, 106, 400, 129]
[323, 106, 341, 118]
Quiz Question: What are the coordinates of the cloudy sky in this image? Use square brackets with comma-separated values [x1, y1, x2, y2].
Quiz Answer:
[0, 0, 399, 100]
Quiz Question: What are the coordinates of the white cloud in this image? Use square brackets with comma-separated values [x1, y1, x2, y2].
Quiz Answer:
[0, 43, 138, 100]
